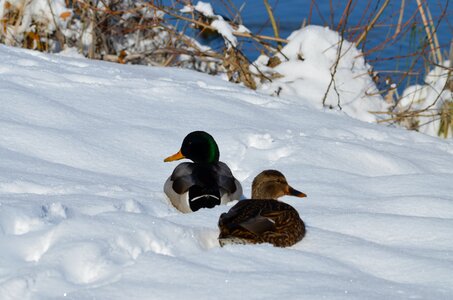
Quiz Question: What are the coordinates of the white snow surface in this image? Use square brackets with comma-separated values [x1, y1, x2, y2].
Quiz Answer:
[1, 44, 453, 300]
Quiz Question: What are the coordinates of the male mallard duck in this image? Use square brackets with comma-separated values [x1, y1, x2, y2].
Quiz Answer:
[218, 170, 307, 247]
[164, 131, 243, 213]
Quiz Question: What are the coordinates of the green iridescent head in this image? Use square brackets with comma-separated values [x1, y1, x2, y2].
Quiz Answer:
[164, 131, 220, 163]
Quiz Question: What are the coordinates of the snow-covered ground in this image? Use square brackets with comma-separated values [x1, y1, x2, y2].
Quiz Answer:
[1, 44, 453, 299]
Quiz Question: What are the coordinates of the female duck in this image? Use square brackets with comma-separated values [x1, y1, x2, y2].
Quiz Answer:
[164, 131, 242, 213]
[218, 170, 306, 247]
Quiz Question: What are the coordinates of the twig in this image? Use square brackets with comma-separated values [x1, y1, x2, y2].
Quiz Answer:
[425, 2, 443, 64]
[415, 0, 438, 64]
[46, 0, 66, 51]
[337, 0, 358, 32]
[88, 1, 96, 59]
[14, 0, 31, 43]
[448, 39, 453, 91]
[355, 0, 390, 46]
[322, 0, 353, 109]
[263, 0, 282, 49]
[146, 2, 288, 44]
[392, 0, 405, 39]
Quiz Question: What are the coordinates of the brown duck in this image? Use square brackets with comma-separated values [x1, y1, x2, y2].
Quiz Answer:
[218, 170, 307, 247]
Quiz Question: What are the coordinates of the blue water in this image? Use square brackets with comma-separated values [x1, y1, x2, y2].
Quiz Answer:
[193, 0, 452, 90]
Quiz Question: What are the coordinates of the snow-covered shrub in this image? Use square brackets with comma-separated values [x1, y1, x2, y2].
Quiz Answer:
[0, 0, 222, 73]
[395, 61, 452, 138]
[0, 0, 71, 51]
[252, 26, 389, 123]
[180, 1, 257, 88]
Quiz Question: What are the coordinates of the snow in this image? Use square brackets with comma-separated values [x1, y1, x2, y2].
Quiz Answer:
[1, 0, 70, 34]
[183, 1, 238, 47]
[255, 26, 388, 123]
[398, 61, 452, 137]
[211, 18, 238, 47]
[1, 44, 453, 300]
[194, 1, 215, 18]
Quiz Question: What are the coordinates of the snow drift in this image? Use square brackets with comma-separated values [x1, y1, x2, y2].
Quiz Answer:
[1, 45, 453, 299]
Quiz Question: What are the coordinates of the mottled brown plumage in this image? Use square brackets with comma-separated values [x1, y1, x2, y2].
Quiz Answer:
[218, 170, 307, 247]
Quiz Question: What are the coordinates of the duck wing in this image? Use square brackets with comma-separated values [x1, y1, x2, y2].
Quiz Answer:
[219, 200, 305, 243]
[170, 162, 196, 194]
[220, 200, 292, 225]
[219, 200, 273, 234]
[172, 162, 239, 193]
[169, 162, 241, 211]
[238, 214, 276, 234]
[213, 161, 239, 193]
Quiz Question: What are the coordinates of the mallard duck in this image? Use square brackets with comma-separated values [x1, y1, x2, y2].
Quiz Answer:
[218, 170, 307, 247]
[163, 131, 243, 213]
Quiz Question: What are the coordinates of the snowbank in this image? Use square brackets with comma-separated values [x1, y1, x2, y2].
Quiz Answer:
[1, 45, 453, 299]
